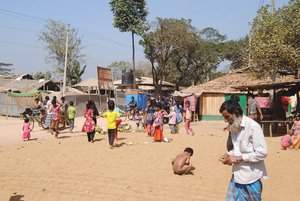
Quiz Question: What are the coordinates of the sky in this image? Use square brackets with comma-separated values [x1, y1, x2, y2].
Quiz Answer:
[0, 0, 290, 79]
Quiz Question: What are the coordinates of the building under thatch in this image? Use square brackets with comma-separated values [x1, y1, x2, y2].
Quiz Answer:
[114, 76, 176, 95]
[181, 72, 300, 120]
[0, 78, 60, 93]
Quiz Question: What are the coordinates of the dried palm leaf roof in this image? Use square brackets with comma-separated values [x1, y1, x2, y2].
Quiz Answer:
[182, 72, 299, 94]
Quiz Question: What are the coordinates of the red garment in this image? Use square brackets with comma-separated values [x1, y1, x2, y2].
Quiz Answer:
[146, 125, 152, 136]
[281, 96, 291, 112]
[52, 104, 61, 120]
[115, 119, 122, 139]
[153, 126, 163, 141]
[82, 109, 95, 133]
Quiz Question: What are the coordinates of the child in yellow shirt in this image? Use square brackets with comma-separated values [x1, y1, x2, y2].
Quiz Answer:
[101, 100, 122, 149]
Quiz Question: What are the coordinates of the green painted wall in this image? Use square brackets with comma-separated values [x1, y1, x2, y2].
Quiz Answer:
[200, 115, 224, 120]
[225, 94, 247, 115]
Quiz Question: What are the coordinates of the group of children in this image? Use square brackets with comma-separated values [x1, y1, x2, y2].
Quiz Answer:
[22, 96, 196, 175]
[22, 97, 76, 141]
[144, 99, 195, 142]
[281, 113, 300, 150]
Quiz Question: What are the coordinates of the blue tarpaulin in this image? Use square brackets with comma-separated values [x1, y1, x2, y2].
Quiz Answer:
[126, 93, 147, 109]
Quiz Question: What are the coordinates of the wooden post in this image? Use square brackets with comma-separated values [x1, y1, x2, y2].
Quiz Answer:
[5, 93, 8, 119]
[269, 123, 273, 137]
[115, 90, 118, 107]
[10, 96, 13, 117]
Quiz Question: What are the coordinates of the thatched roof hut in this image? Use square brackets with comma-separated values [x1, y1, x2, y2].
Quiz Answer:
[182, 72, 299, 94]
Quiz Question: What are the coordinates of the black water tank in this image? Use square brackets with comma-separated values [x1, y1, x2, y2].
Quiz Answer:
[122, 68, 133, 85]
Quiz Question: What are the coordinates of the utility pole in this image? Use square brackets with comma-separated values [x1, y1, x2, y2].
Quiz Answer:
[271, 0, 275, 13]
[62, 26, 69, 97]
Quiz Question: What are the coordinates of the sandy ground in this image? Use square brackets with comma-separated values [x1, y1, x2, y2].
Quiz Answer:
[0, 116, 299, 201]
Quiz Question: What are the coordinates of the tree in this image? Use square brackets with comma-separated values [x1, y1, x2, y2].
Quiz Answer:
[140, 18, 187, 95]
[33, 71, 52, 80]
[108, 60, 152, 81]
[279, 0, 300, 77]
[166, 25, 227, 89]
[109, 0, 148, 89]
[39, 20, 86, 85]
[249, 5, 300, 82]
[108, 61, 132, 81]
[0, 63, 13, 75]
[67, 60, 86, 85]
[223, 37, 249, 70]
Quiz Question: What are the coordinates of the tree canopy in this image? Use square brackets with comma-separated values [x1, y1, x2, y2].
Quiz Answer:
[249, 1, 300, 81]
[39, 20, 86, 85]
[109, 0, 148, 88]
[140, 18, 229, 93]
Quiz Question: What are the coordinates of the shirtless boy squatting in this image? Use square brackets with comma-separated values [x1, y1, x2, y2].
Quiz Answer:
[172, 147, 195, 175]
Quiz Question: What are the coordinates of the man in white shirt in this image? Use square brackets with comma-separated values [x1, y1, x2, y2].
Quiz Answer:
[219, 100, 268, 201]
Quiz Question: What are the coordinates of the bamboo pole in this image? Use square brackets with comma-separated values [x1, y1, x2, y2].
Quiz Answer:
[5, 93, 8, 119]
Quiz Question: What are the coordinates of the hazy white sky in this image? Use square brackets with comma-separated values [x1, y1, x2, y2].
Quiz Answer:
[0, 0, 289, 79]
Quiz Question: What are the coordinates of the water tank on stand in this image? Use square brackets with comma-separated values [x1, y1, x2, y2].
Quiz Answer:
[122, 68, 133, 85]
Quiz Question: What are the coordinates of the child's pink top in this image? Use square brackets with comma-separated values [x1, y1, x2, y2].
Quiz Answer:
[152, 111, 164, 128]
[23, 122, 30, 133]
[166, 112, 177, 125]
[281, 134, 291, 149]
[134, 114, 142, 123]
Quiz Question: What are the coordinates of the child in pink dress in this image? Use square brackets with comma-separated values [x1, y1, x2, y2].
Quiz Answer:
[184, 101, 194, 135]
[22, 118, 31, 141]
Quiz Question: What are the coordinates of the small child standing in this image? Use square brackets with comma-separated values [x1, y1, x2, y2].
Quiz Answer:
[22, 118, 31, 141]
[172, 147, 195, 175]
[134, 109, 142, 131]
[101, 100, 122, 149]
[165, 106, 177, 134]
[184, 101, 194, 135]
[67, 101, 76, 133]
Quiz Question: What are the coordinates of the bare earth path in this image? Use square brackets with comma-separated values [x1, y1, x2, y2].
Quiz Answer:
[0, 116, 299, 201]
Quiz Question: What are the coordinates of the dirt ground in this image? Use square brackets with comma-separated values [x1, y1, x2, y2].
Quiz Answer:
[0, 116, 299, 201]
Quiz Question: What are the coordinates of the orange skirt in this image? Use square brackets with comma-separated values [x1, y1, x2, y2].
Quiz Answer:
[153, 127, 163, 141]
[146, 125, 152, 135]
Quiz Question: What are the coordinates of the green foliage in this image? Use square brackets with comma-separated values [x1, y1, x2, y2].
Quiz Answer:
[108, 60, 152, 81]
[109, 0, 148, 34]
[110, 0, 148, 88]
[67, 60, 86, 85]
[108, 61, 132, 81]
[39, 20, 86, 85]
[140, 18, 230, 92]
[223, 37, 249, 70]
[0, 63, 13, 75]
[33, 71, 52, 80]
[249, 3, 300, 81]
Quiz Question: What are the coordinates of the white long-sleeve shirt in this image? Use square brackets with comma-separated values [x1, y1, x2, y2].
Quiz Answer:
[228, 115, 268, 184]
